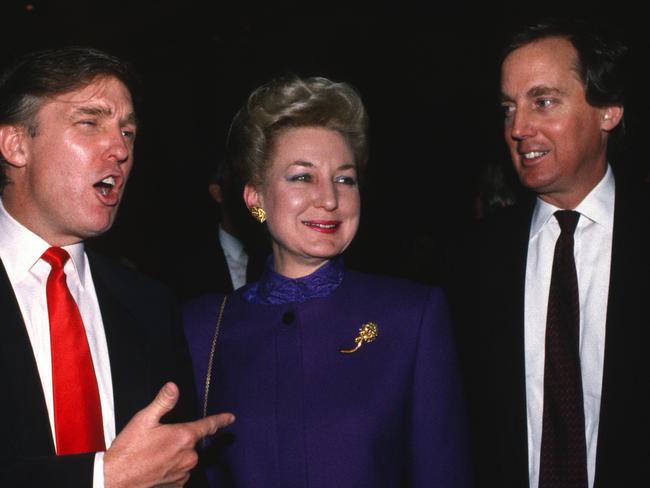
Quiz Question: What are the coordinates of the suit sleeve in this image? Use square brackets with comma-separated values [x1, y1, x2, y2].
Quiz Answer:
[0, 453, 95, 487]
[407, 288, 472, 487]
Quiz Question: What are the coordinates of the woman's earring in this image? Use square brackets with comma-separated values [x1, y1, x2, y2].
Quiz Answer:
[250, 206, 267, 223]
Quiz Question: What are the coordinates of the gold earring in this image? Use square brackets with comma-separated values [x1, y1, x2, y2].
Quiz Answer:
[250, 206, 267, 223]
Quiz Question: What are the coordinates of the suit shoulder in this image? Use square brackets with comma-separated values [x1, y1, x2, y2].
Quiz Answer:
[339, 271, 451, 347]
[343, 269, 446, 307]
[87, 250, 173, 301]
[615, 177, 650, 208]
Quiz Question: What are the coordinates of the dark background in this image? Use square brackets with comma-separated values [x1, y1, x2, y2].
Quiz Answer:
[2, 1, 648, 290]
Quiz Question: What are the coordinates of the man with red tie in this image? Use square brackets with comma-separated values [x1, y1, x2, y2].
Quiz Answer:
[0, 47, 233, 487]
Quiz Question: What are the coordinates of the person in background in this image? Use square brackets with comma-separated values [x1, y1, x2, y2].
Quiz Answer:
[446, 19, 650, 488]
[176, 159, 267, 300]
[0, 46, 233, 487]
[183, 75, 470, 488]
[474, 159, 520, 219]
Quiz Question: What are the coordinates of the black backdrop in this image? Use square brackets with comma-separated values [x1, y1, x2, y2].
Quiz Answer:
[2, 1, 648, 289]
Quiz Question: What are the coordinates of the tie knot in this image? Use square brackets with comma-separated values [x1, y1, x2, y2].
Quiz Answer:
[41, 247, 71, 270]
[554, 210, 580, 235]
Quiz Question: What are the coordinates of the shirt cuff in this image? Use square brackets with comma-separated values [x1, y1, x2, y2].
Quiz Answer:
[93, 451, 105, 488]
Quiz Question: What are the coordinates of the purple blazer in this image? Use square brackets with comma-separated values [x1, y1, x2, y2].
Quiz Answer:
[184, 259, 470, 487]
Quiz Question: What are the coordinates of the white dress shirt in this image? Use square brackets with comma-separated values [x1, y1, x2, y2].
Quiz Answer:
[218, 225, 248, 290]
[524, 166, 614, 488]
[0, 199, 115, 487]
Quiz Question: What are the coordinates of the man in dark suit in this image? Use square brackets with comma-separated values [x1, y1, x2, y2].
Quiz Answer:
[0, 46, 233, 487]
[447, 20, 650, 488]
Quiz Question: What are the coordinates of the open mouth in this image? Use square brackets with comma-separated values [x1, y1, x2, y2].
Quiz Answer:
[94, 176, 116, 197]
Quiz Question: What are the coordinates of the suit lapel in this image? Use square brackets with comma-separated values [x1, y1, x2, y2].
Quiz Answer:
[88, 253, 150, 432]
[0, 258, 55, 454]
[594, 182, 650, 486]
[214, 242, 234, 292]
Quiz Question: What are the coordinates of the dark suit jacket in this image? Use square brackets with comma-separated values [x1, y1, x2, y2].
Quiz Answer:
[445, 179, 650, 487]
[0, 251, 202, 487]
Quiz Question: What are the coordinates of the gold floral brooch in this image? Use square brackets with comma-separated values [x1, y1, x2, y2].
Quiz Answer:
[339, 322, 378, 354]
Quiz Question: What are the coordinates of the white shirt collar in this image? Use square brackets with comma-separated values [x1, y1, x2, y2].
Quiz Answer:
[0, 198, 87, 285]
[530, 164, 615, 238]
[218, 225, 246, 262]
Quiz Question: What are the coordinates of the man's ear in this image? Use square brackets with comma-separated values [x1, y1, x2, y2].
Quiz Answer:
[601, 105, 624, 132]
[208, 182, 224, 205]
[243, 183, 263, 210]
[0, 125, 29, 168]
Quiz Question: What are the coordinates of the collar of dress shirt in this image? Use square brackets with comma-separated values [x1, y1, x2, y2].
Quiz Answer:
[218, 224, 246, 262]
[529, 164, 615, 239]
[0, 198, 87, 285]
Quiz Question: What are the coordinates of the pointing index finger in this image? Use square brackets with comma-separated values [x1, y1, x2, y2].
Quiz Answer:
[186, 412, 235, 439]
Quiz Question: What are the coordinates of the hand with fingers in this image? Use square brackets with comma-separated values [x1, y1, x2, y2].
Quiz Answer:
[104, 382, 234, 488]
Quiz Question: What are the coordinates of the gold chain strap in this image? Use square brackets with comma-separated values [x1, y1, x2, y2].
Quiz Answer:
[202, 295, 228, 418]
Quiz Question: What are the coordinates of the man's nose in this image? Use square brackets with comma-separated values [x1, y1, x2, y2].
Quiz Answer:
[106, 128, 131, 164]
[509, 108, 535, 141]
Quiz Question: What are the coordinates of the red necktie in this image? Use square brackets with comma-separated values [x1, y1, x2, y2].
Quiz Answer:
[42, 247, 105, 455]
